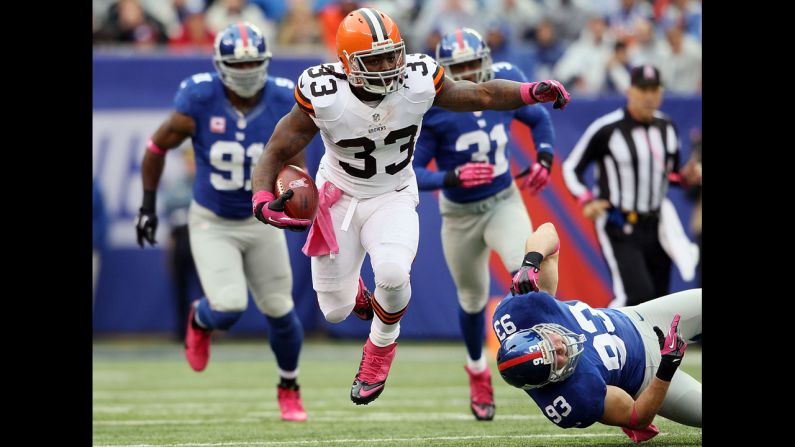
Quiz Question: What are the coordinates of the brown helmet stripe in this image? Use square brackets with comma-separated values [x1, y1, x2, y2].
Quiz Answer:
[359, 8, 387, 42]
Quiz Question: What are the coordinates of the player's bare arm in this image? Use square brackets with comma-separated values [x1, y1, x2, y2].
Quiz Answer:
[284, 151, 307, 172]
[602, 314, 688, 430]
[142, 112, 196, 191]
[136, 111, 196, 247]
[434, 76, 570, 112]
[510, 222, 560, 295]
[601, 382, 670, 429]
[434, 77, 524, 111]
[523, 222, 560, 295]
[252, 105, 319, 194]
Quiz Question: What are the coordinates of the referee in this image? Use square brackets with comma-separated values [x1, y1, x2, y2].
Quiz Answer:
[562, 64, 684, 307]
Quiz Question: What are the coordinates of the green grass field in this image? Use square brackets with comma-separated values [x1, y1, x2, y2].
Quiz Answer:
[93, 338, 701, 446]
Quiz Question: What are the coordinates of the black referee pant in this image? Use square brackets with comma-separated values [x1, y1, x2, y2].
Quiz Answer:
[596, 212, 671, 307]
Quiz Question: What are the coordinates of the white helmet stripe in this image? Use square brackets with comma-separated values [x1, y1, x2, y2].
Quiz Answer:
[360, 8, 386, 42]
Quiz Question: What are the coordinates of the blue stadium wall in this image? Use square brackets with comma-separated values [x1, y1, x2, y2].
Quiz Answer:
[92, 53, 702, 339]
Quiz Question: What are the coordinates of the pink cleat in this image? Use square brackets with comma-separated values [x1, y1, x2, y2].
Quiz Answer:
[350, 338, 397, 405]
[465, 365, 495, 421]
[184, 300, 212, 372]
[277, 384, 308, 422]
[351, 277, 374, 320]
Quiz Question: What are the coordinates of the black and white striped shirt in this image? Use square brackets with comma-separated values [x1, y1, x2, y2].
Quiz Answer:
[562, 108, 680, 213]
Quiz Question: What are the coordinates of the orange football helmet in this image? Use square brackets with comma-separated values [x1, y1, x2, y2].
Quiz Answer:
[336, 8, 406, 95]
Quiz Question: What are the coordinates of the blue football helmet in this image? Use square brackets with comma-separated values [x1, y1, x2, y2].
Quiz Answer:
[213, 22, 272, 98]
[497, 324, 587, 390]
[435, 28, 493, 83]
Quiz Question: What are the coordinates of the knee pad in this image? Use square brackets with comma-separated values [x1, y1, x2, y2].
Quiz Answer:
[323, 305, 352, 324]
[209, 283, 248, 313]
[458, 293, 488, 314]
[317, 290, 354, 323]
[373, 261, 410, 291]
[253, 293, 294, 319]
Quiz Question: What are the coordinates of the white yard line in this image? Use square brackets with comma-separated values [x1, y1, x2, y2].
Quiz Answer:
[94, 432, 704, 447]
[94, 413, 548, 425]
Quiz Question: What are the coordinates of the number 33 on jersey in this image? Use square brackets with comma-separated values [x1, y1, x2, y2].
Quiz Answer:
[293, 55, 445, 199]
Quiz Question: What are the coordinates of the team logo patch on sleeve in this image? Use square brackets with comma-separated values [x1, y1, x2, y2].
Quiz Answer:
[210, 116, 226, 133]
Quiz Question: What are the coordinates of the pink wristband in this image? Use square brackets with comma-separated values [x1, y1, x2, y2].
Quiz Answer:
[550, 242, 560, 256]
[577, 191, 594, 206]
[147, 139, 166, 155]
[630, 403, 638, 427]
[252, 190, 275, 205]
[520, 83, 536, 105]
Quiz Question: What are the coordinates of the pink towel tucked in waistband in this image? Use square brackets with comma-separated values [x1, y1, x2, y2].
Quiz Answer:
[302, 181, 343, 257]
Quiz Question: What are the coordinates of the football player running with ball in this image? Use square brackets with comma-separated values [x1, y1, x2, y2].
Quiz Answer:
[251, 8, 571, 406]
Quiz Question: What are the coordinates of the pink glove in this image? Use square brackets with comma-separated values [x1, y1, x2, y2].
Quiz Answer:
[621, 424, 660, 443]
[521, 163, 550, 194]
[520, 80, 571, 109]
[457, 162, 494, 188]
[252, 190, 311, 231]
[653, 314, 688, 382]
[521, 151, 554, 195]
[656, 314, 688, 358]
[510, 266, 540, 295]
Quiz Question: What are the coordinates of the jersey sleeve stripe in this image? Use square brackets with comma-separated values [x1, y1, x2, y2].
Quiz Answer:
[296, 102, 315, 116]
[433, 65, 445, 94]
[294, 86, 315, 115]
[294, 85, 313, 108]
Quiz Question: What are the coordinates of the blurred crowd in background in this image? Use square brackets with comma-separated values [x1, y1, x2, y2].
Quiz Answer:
[92, 0, 702, 96]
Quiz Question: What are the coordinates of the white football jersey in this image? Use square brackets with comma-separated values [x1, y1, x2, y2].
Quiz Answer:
[294, 54, 446, 199]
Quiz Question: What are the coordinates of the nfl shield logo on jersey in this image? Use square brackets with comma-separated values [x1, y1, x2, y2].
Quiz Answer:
[210, 116, 226, 133]
[372, 113, 380, 122]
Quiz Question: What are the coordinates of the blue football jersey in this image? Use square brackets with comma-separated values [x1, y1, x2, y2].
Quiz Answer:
[173, 72, 295, 219]
[412, 62, 555, 203]
[492, 291, 646, 428]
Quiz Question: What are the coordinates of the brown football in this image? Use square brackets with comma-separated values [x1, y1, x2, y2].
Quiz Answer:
[274, 165, 319, 221]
